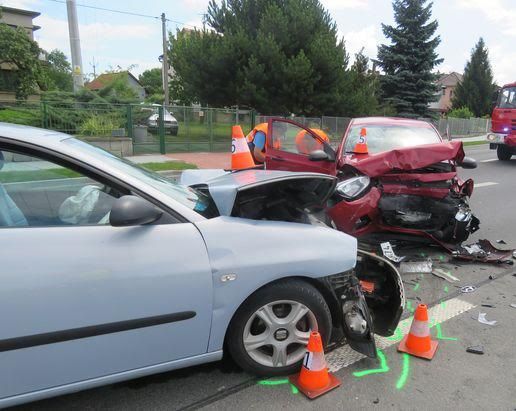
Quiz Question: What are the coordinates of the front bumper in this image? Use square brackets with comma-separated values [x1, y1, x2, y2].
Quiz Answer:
[488, 132, 516, 148]
[318, 251, 404, 358]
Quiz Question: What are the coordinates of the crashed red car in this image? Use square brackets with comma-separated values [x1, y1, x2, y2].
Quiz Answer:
[263, 117, 479, 245]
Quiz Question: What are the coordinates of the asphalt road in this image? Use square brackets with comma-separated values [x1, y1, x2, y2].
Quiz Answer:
[15, 145, 516, 411]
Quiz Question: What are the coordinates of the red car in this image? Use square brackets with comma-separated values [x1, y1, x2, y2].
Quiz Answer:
[262, 117, 478, 245]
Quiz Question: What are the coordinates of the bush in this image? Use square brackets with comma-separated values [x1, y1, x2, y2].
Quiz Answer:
[448, 106, 474, 119]
[79, 113, 124, 136]
[0, 107, 41, 127]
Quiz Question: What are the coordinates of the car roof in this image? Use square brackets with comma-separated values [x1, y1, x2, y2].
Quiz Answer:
[0, 122, 71, 148]
[350, 117, 434, 128]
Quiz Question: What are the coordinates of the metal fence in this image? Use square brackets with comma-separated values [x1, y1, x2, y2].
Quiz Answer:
[0, 100, 490, 156]
[431, 117, 491, 138]
[0, 100, 254, 155]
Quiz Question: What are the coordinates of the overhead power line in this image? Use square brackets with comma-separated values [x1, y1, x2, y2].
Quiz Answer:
[46, 0, 201, 28]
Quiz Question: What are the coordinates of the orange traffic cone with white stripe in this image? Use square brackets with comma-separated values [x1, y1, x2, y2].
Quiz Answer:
[289, 331, 341, 399]
[353, 127, 369, 154]
[398, 304, 438, 360]
[231, 125, 255, 170]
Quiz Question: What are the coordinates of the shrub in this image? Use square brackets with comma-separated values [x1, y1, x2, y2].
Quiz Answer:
[79, 113, 124, 136]
[0, 107, 41, 127]
[448, 106, 474, 119]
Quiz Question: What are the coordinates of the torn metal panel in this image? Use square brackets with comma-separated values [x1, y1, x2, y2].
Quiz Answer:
[451, 239, 515, 263]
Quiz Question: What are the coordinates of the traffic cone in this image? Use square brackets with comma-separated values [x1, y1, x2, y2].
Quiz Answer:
[398, 304, 438, 360]
[231, 125, 255, 170]
[289, 331, 341, 399]
[353, 127, 369, 154]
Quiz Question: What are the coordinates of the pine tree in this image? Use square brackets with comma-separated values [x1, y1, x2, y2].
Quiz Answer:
[377, 0, 443, 118]
[452, 38, 495, 117]
[170, 0, 350, 115]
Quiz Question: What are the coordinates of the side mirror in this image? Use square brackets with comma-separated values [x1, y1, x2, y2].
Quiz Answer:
[110, 195, 163, 227]
[309, 150, 330, 162]
[459, 157, 477, 169]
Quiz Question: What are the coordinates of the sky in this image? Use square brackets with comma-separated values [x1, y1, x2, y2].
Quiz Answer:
[1, 0, 514, 86]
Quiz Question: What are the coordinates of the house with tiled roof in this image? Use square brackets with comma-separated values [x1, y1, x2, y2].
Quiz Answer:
[85, 71, 146, 101]
[429, 72, 463, 115]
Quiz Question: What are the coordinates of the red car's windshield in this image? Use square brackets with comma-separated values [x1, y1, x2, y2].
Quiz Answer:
[344, 125, 442, 155]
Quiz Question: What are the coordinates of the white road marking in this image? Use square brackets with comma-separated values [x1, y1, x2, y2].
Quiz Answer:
[481, 159, 498, 163]
[326, 297, 476, 372]
[475, 182, 498, 188]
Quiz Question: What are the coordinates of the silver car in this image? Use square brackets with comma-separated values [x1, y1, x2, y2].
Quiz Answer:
[147, 107, 179, 135]
[0, 123, 403, 407]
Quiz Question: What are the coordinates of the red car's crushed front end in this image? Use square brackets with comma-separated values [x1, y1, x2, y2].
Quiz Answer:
[328, 141, 479, 245]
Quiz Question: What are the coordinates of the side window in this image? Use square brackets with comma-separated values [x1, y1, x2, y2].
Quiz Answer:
[270, 121, 326, 155]
[0, 149, 124, 228]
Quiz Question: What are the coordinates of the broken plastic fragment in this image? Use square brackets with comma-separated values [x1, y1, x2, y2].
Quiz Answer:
[466, 345, 484, 354]
[432, 268, 460, 283]
[477, 312, 497, 326]
[380, 242, 405, 263]
[400, 259, 433, 274]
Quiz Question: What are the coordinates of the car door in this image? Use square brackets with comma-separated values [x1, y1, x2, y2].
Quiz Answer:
[264, 118, 337, 175]
[0, 146, 213, 400]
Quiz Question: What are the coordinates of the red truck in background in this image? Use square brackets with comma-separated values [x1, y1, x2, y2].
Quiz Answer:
[487, 82, 516, 160]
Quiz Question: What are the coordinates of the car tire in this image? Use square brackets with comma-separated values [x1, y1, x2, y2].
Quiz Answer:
[497, 145, 512, 161]
[226, 279, 332, 376]
[170, 129, 178, 136]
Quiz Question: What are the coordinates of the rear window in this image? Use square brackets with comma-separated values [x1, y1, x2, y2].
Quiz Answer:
[344, 125, 442, 155]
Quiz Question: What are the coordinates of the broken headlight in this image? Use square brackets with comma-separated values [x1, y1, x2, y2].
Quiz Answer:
[336, 176, 370, 200]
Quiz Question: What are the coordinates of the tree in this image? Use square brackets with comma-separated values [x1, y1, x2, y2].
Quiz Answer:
[169, 0, 350, 115]
[0, 23, 43, 99]
[376, 0, 443, 118]
[341, 48, 379, 116]
[139, 68, 163, 96]
[452, 38, 495, 117]
[42, 49, 73, 92]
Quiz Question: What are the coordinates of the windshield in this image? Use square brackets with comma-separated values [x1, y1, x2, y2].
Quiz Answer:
[497, 87, 516, 109]
[344, 124, 442, 155]
[64, 138, 211, 214]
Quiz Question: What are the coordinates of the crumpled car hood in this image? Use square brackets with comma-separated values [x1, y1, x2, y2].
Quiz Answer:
[341, 141, 465, 177]
[181, 169, 336, 216]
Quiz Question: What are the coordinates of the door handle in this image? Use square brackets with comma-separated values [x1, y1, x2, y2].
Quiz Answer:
[271, 156, 285, 161]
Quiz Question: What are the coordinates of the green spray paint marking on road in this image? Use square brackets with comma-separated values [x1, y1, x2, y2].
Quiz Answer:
[444, 286, 449, 293]
[396, 354, 411, 390]
[413, 283, 420, 291]
[387, 326, 403, 341]
[435, 323, 458, 341]
[439, 255, 445, 262]
[353, 349, 389, 377]
[406, 300, 415, 313]
[258, 379, 299, 395]
[258, 379, 289, 386]
[440, 300, 447, 309]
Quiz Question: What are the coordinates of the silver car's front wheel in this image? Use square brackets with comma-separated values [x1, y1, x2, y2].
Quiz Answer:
[227, 280, 332, 376]
[243, 300, 317, 368]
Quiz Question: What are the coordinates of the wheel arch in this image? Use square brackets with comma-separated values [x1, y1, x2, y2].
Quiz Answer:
[222, 275, 339, 349]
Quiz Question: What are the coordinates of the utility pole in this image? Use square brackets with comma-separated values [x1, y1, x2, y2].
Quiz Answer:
[161, 13, 170, 106]
[66, 0, 84, 91]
